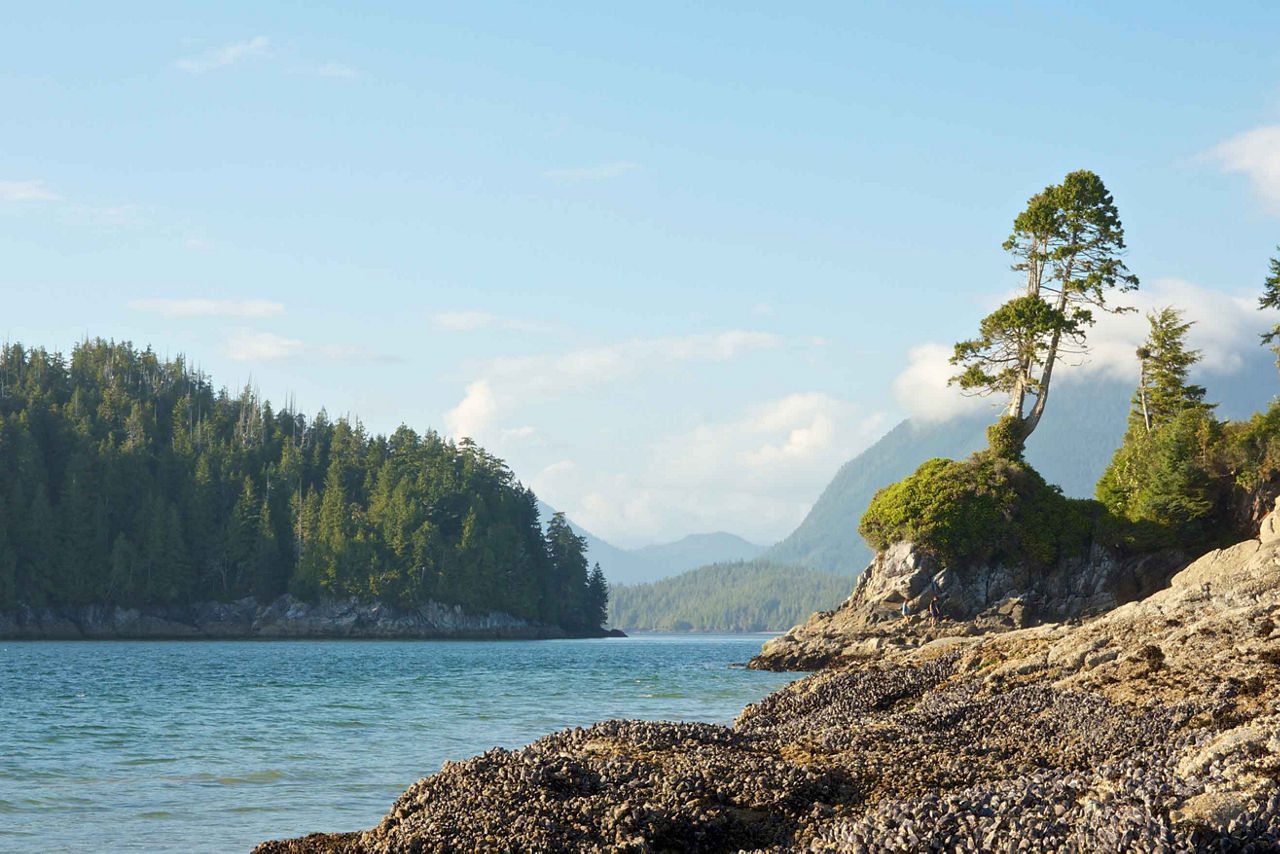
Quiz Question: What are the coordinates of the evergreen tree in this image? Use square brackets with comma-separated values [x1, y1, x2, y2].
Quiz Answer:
[1098, 314, 1219, 542]
[1131, 307, 1212, 434]
[544, 512, 589, 628]
[951, 170, 1138, 453]
[1260, 247, 1280, 374]
[585, 563, 609, 629]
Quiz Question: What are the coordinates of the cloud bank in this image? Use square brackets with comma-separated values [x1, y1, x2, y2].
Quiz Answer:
[894, 278, 1270, 422]
[443, 330, 781, 440]
[531, 393, 886, 548]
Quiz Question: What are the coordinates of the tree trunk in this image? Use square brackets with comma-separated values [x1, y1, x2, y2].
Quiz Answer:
[1022, 254, 1074, 438]
[1139, 361, 1151, 433]
[1007, 244, 1046, 420]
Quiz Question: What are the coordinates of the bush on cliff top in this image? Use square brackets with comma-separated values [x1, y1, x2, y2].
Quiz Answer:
[1097, 402, 1280, 553]
[858, 450, 1107, 568]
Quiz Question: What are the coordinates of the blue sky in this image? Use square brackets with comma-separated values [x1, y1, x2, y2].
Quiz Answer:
[3, 2, 1279, 546]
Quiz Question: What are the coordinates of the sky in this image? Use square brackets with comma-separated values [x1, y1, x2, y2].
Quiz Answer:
[2, 2, 1279, 548]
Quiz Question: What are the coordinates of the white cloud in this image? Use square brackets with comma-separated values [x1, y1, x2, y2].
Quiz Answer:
[183, 236, 216, 251]
[442, 330, 780, 442]
[502, 425, 537, 439]
[131, 298, 284, 318]
[471, 330, 779, 420]
[0, 180, 147, 230]
[175, 36, 270, 73]
[657, 393, 886, 489]
[314, 62, 357, 79]
[894, 278, 1270, 422]
[444, 380, 499, 439]
[892, 343, 990, 423]
[224, 330, 398, 364]
[431, 311, 549, 332]
[542, 161, 640, 181]
[0, 179, 60, 201]
[751, 302, 775, 317]
[531, 394, 886, 548]
[1079, 278, 1266, 379]
[1212, 124, 1280, 211]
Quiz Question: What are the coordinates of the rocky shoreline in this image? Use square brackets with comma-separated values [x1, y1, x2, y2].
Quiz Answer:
[255, 514, 1280, 852]
[0, 595, 620, 641]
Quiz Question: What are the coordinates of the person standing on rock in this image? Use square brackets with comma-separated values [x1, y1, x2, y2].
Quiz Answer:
[901, 600, 910, 621]
[928, 596, 940, 628]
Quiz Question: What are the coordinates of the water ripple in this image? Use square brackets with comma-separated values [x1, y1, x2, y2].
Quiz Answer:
[0, 635, 792, 852]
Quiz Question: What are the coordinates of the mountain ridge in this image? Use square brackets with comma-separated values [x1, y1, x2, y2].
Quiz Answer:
[536, 500, 763, 586]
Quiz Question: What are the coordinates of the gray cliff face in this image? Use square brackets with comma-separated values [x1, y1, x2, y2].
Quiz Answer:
[751, 538, 1184, 672]
[0, 596, 570, 640]
[847, 539, 1183, 628]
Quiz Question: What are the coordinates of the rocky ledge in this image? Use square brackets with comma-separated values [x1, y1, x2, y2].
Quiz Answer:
[255, 512, 1280, 852]
[0, 595, 609, 640]
[748, 536, 1186, 673]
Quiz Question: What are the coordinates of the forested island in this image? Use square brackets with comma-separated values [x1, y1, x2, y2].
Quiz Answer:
[0, 340, 608, 638]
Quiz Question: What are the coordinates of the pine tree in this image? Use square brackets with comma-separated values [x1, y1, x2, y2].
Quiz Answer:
[1260, 247, 1280, 374]
[951, 170, 1138, 453]
[1131, 307, 1213, 434]
[544, 512, 589, 628]
[585, 563, 609, 629]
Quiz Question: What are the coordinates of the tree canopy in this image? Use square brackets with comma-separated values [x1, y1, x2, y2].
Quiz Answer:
[1260, 247, 1280, 373]
[951, 170, 1138, 453]
[1131, 307, 1211, 435]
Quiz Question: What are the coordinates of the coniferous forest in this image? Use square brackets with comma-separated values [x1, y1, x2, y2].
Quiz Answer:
[0, 339, 608, 632]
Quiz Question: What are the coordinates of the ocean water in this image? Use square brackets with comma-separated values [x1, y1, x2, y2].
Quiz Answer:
[0, 635, 797, 853]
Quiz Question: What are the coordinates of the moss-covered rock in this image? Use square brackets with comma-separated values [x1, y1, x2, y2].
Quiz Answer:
[858, 450, 1106, 569]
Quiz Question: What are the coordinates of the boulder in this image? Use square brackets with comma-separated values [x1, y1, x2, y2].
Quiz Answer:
[1259, 496, 1280, 544]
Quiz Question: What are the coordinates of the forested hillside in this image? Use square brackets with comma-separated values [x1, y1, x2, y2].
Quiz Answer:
[0, 340, 606, 631]
[608, 560, 849, 633]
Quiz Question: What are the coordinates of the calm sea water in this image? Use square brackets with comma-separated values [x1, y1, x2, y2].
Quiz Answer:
[0, 636, 796, 853]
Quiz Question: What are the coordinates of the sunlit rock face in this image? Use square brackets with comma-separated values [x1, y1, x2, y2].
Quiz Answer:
[750, 536, 1183, 673]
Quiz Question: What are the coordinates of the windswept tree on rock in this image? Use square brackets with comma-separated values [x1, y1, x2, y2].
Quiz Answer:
[950, 171, 1139, 455]
[1259, 246, 1280, 375]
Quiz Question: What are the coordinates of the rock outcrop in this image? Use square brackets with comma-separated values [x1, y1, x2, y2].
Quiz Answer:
[256, 524, 1280, 852]
[749, 540, 1183, 672]
[0, 595, 582, 640]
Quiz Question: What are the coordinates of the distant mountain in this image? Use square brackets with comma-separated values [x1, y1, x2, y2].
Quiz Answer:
[536, 500, 763, 586]
[608, 560, 849, 633]
[765, 353, 1277, 576]
[629, 532, 764, 573]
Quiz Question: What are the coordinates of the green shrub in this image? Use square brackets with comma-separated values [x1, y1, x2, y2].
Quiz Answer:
[1096, 408, 1221, 548]
[858, 451, 1103, 567]
[986, 415, 1027, 460]
[1095, 400, 1280, 553]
